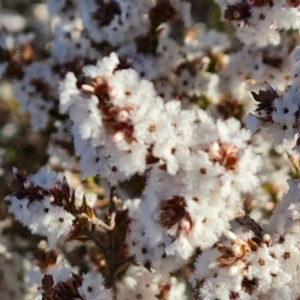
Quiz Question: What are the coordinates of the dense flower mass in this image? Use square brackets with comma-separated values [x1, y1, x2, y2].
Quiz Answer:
[217, 0, 300, 47]
[190, 181, 300, 299]
[3, 0, 300, 299]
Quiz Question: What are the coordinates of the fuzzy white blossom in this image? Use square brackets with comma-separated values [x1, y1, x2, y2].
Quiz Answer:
[78, 271, 112, 300]
[190, 180, 300, 299]
[5, 168, 75, 247]
[246, 46, 300, 156]
[215, 0, 300, 47]
[59, 52, 262, 274]
[116, 265, 187, 300]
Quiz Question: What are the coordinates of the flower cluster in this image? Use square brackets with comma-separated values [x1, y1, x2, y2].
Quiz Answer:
[216, 0, 300, 47]
[246, 46, 300, 155]
[190, 180, 300, 299]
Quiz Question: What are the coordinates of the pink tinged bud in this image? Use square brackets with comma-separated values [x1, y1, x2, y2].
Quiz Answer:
[269, 19, 277, 30]
[116, 110, 130, 122]
[265, 202, 275, 211]
[180, 218, 191, 233]
[237, 21, 245, 28]
[24, 180, 30, 188]
[112, 131, 125, 143]
[262, 234, 272, 247]
[209, 142, 221, 159]
[81, 84, 95, 93]
[233, 11, 241, 19]
[108, 87, 116, 98]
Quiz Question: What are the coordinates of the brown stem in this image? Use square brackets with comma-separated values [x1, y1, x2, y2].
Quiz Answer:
[115, 255, 135, 270]
[108, 186, 117, 300]
[235, 211, 264, 237]
[83, 186, 128, 300]
[287, 152, 300, 174]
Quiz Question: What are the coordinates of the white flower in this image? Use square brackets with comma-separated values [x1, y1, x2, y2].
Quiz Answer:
[78, 271, 112, 300]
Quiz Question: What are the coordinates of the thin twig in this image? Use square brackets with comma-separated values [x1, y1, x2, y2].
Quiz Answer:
[83, 186, 130, 300]
[78, 212, 116, 231]
[79, 187, 117, 235]
[108, 186, 117, 300]
[83, 229, 107, 259]
[109, 186, 117, 211]
[115, 255, 135, 270]
[235, 211, 264, 237]
[287, 152, 300, 174]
